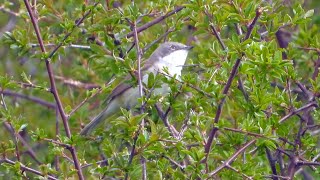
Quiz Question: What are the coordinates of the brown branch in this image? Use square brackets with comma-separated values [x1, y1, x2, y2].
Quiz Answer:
[142, 27, 175, 53]
[204, 57, 241, 158]
[133, 20, 147, 180]
[1, 158, 58, 180]
[223, 127, 268, 139]
[126, 6, 185, 38]
[297, 47, 320, 54]
[54, 76, 100, 89]
[68, 88, 102, 118]
[47, 2, 100, 59]
[295, 81, 313, 100]
[265, 147, 279, 180]
[163, 155, 186, 169]
[279, 101, 318, 123]
[22, 1, 99, 179]
[208, 139, 256, 176]
[312, 58, 320, 80]
[244, 8, 263, 40]
[297, 160, 320, 166]
[204, 9, 226, 51]
[154, 103, 180, 139]
[43, 138, 71, 148]
[203, 7, 262, 165]
[1, 89, 55, 109]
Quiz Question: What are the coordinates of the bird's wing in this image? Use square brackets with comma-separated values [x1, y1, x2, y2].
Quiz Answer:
[104, 59, 154, 104]
[103, 75, 134, 105]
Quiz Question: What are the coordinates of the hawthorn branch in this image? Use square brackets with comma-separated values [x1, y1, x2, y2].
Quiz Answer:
[265, 147, 279, 180]
[279, 101, 318, 123]
[22, 1, 99, 179]
[223, 127, 268, 139]
[209, 139, 256, 176]
[203, 7, 262, 165]
[204, 9, 226, 50]
[47, 2, 100, 59]
[1, 89, 55, 109]
[0, 158, 58, 180]
[126, 6, 185, 38]
[133, 20, 147, 180]
[124, 20, 147, 180]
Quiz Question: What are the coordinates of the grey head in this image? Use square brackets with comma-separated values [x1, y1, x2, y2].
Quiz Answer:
[149, 42, 193, 60]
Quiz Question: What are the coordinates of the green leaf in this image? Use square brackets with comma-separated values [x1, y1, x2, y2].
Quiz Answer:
[304, 9, 314, 19]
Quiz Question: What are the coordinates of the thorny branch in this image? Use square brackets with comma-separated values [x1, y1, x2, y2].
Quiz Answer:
[209, 139, 256, 176]
[126, 6, 185, 38]
[22, 1, 99, 179]
[0, 158, 58, 180]
[203, 8, 262, 166]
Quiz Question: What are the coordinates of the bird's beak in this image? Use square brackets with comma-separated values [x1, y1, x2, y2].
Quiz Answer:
[183, 45, 194, 50]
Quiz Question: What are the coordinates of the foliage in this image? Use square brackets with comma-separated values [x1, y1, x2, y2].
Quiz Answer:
[0, 0, 320, 179]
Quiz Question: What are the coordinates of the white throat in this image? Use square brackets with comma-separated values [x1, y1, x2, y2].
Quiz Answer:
[154, 49, 188, 77]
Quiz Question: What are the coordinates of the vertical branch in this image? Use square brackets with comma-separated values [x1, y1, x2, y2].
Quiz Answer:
[266, 147, 279, 180]
[22, 1, 94, 179]
[133, 22, 144, 103]
[133, 20, 147, 180]
[1, 93, 20, 162]
[55, 108, 60, 171]
[124, 20, 147, 180]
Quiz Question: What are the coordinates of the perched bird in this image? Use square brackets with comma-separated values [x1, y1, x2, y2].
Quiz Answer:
[80, 42, 193, 135]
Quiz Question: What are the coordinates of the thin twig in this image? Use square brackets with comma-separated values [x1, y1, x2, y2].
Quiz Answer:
[133, 20, 147, 180]
[163, 155, 186, 169]
[223, 127, 269, 139]
[142, 27, 175, 53]
[47, 2, 100, 59]
[126, 6, 185, 38]
[204, 9, 227, 50]
[22, 1, 99, 179]
[1, 94, 21, 162]
[30, 43, 91, 49]
[81, 159, 109, 169]
[124, 20, 147, 180]
[1, 89, 55, 109]
[279, 101, 318, 123]
[203, 8, 262, 166]
[68, 88, 102, 118]
[54, 76, 100, 89]
[208, 139, 256, 176]
[1, 158, 58, 180]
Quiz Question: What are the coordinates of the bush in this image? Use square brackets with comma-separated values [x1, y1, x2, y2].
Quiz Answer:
[0, 0, 319, 179]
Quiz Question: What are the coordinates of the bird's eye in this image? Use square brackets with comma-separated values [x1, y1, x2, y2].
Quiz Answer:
[170, 45, 176, 50]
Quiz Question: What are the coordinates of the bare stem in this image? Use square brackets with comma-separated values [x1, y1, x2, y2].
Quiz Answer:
[209, 139, 256, 176]
[1, 158, 58, 180]
[22, 1, 99, 179]
[203, 8, 262, 166]
[126, 6, 185, 38]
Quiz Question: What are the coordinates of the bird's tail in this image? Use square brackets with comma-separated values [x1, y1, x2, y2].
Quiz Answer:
[80, 101, 118, 135]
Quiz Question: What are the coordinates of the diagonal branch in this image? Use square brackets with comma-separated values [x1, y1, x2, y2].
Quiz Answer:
[22, 1, 100, 179]
[1, 158, 58, 180]
[1, 89, 55, 109]
[126, 6, 185, 38]
[209, 139, 256, 176]
[279, 101, 318, 123]
[203, 8, 262, 165]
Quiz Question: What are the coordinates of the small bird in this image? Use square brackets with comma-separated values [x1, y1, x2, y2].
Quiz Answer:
[80, 42, 193, 135]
